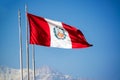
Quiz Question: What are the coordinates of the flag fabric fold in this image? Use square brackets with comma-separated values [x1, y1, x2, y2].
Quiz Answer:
[27, 13, 92, 49]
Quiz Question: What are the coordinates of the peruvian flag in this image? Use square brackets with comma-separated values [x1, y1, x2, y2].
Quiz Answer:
[27, 13, 92, 49]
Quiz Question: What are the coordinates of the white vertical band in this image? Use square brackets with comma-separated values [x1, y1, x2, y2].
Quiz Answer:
[45, 18, 72, 49]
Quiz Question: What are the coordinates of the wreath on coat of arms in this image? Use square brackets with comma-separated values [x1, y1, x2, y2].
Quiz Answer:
[53, 26, 66, 40]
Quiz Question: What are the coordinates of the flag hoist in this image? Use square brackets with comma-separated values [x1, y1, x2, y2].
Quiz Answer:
[25, 5, 30, 80]
[25, 5, 36, 80]
[18, 9, 23, 80]
[32, 45, 35, 80]
[18, 5, 36, 80]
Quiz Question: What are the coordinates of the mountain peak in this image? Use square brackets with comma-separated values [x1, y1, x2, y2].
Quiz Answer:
[37, 65, 56, 74]
[0, 66, 88, 80]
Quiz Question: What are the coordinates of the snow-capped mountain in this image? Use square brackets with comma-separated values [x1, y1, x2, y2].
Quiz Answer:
[0, 66, 85, 80]
[35, 66, 74, 80]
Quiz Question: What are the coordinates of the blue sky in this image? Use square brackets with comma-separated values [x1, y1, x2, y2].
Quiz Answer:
[0, 0, 120, 80]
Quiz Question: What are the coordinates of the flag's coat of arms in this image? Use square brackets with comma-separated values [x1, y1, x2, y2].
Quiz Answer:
[53, 26, 66, 40]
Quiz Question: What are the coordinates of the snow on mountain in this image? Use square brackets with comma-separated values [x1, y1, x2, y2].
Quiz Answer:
[0, 66, 86, 80]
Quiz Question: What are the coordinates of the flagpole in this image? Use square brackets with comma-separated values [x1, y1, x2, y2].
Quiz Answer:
[32, 45, 35, 80]
[25, 4, 30, 80]
[18, 9, 23, 80]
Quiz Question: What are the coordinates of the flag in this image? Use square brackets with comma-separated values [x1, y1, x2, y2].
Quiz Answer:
[27, 13, 92, 49]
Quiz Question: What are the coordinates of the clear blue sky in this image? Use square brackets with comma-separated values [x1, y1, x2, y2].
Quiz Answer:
[0, 0, 120, 80]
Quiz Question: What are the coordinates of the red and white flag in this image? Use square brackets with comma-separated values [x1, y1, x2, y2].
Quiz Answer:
[27, 13, 92, 49]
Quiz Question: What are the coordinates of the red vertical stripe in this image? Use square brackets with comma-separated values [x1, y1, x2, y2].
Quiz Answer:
[27, 13, 50, 46]
[62, 23, 92, 48]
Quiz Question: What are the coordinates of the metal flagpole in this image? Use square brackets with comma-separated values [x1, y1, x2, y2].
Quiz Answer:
[32, 45, 35, 80]
[18, 9, 23, 80]
[25, 4, 30, 80]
